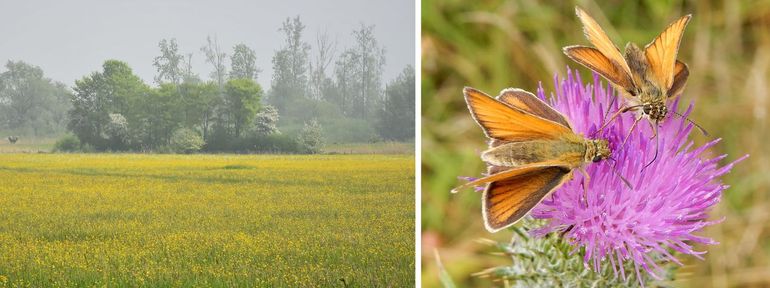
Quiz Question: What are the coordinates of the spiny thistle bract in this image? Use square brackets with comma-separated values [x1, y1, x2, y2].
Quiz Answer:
[476, 220, 672, 287]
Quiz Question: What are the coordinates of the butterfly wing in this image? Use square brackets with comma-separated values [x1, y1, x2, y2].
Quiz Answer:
[667, 60, 689, 97]
[451, 159, 569, 192]
[644, 14, 692, 91]
[463, 87, 572, 142]
[574, 7, 634, 80]
[564, 46, 636, 94]
[497, 88, 572, 129]
[482, 164, 571, 232]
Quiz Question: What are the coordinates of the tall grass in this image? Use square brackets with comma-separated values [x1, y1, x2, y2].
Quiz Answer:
[0, 137, 57, 153]
[422, 0, 770, 286]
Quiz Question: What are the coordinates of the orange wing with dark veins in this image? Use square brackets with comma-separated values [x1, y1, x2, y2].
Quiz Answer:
[563, 46, 636, 93]
[667, 60, 690, 97]
[496, 88, 572, 129]
[463, 87, 572, 142]
[482, 164, 571, 232]
[645, 14, 692, 90]
[574, 7, 634, 81]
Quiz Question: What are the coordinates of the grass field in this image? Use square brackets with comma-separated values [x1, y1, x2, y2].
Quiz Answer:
[0, 154, 414, 287]
[0, 137, 414, 156]
[324, 142, 415, 155]
[0, 137, 56, 153]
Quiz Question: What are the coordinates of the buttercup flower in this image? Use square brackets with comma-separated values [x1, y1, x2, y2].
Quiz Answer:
[525, 69, 747, 282]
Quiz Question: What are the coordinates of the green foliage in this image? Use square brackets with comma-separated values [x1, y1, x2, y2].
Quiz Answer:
[223, 79, 262, 137]
[0, 61, 71, 136]
[378, 65, 415, 141]
[153, 39, 184, 85]
[332, 24, 387, 119]
[205, 130, 301, 154]
[56, 17, 409, 155]
[250, 133, 301, 153]
[269, 16, 311, 113]
[68, 60, 149, 151]
[230, 43, 260, 81]
[53, 135, 81, 152]
[141, 83, 183, 148]
[105, 113, 129, 150]
[169, 128, 204, 154]
[333, 51, 357, 116]
[321, 117, 378, 143]
[178, 81, 219, 139]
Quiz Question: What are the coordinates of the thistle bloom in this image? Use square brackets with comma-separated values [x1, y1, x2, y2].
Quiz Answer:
[522, 69, 747, 281]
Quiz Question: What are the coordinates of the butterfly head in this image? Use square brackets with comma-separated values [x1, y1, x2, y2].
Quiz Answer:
[586, 139, 611, 163]
[641, 100, 667, 122]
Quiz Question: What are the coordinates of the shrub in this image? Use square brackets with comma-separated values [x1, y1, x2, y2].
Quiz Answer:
[104, 113, 129, 150]
[254, 105, 280, 136]
[53, 135, 81, 152]
[251, 133, 301, 153]
[297, 119, 324, 154]
[169, 128, 204, 154]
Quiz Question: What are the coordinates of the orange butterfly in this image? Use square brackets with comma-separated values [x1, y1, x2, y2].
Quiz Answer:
[452, 87, 611, 232]
[563, 7, 692, 138]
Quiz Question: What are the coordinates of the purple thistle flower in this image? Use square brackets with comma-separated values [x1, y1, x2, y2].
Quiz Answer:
[524, 68, 747, 281]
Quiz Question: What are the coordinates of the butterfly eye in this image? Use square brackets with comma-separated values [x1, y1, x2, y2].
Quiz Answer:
[643, 105, 652, 115]
[592, 155, 602, 163]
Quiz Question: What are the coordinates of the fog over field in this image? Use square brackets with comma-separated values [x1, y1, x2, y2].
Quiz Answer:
[0, 0, 414, 89]
[0, 0, 416, 153]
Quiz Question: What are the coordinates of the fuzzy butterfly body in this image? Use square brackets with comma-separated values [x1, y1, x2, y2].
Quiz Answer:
[564, 7, 691, 125]
[453, 87, 611, 232]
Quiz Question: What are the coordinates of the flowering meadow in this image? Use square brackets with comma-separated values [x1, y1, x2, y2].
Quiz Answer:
[0, 154, 414, 287]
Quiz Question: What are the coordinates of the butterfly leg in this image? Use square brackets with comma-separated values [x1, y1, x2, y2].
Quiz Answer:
[622, 116, 642, 148]
[597, 107, 624, 133]
[642, 121, 660, 171]
[597, 105, 640, 134]
[602, 94, 618, 123]
[579, 167, 591, 207]
[648, 119, 659, 139]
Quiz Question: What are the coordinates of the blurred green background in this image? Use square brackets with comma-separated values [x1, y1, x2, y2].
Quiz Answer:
[422, 0, 770, 287]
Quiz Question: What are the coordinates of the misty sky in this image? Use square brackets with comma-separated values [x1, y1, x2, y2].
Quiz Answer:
[0, 0, 415, 89]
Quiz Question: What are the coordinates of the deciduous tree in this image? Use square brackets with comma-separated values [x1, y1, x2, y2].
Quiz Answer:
[230, 44, 260, 81]
[224, 79, 262, 137]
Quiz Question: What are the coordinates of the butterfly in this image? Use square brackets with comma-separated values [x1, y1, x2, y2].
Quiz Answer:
[452, 87, 611, 232]
[563, 7, 693, 140]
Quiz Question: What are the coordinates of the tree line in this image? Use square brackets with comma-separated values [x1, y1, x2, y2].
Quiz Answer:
[0, 15, 414, 154]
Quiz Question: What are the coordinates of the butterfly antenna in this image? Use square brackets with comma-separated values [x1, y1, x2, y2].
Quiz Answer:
[607, 156, 633, 189]
[671, 110, 709, 136]
[642, 122, 660, 172]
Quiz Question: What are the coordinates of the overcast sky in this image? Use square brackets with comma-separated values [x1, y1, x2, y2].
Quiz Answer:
[0, 0, 415, 89]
